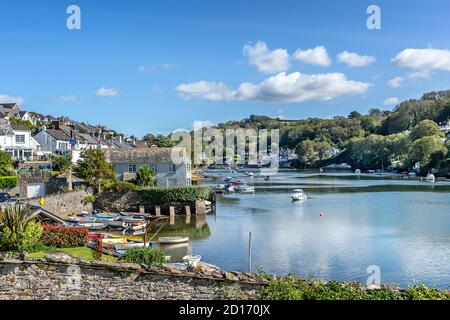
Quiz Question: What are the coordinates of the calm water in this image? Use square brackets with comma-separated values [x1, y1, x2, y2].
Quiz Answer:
[168, 170, 450, 289]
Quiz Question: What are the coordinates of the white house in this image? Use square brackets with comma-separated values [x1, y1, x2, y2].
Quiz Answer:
[33, 127, 74, 155]
[0, 121, 34, 161]
[16, 111, 38, 125]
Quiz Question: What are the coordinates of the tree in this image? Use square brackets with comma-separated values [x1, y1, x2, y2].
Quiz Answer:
[136, 165, 155, 187]
[410, 120, 442, 141]
[407, 135, 448, 170]
[76, 149, 115, 193]
[0, 151, 14, 176]
[51, 155, 72, 173]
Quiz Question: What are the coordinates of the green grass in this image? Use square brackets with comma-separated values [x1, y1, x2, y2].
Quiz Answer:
[29, 246, 117, 262]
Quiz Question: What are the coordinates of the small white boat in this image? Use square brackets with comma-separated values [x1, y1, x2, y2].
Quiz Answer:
[426, 174, 436, 182]
[355, 169, 361, 174]
[183, 255, 202, 268]
[102, 238, 156, 250]
[291, 189, 307, 201]
[225, 185, 235, 192]
[78, 222, 108, 230]
[246, 172, 254, 177]
[235, 186, 255, 193]
[159, 236, 190, 244]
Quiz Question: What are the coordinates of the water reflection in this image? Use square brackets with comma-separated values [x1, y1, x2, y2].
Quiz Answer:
[194, 170, 450, 289]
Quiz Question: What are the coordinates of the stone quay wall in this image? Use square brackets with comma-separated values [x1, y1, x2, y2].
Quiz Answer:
[0, 255, 264, 300]
[25, 189, 94, 219]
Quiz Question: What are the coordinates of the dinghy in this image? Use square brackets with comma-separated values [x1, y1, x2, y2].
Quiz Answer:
[159, 236, 190, 244]
[102, 238, 157, 250]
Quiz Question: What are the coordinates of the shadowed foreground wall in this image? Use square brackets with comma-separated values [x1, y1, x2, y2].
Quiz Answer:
[0, 258, 263, 300]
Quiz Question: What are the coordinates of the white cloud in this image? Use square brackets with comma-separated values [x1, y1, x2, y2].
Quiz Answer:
[177, 81, 235, 101]
[392, 48, 450, 71]
[337, 51, 375, 67]
[243, 41, 290, 74]
[408, 69, 431, 79]
[387, 76, 404, 88]
[383, 97, 400, 106]
[177, 72, 371, 103]
[95, 87, 119, 97]
[0, 94, 24, 105]
[51, 95, 78, 103]
[138, 63, 177, 74]
[292, 46, 332, 67]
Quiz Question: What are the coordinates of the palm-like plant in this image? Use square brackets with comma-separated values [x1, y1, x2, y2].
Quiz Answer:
[0, 205, 43, 252]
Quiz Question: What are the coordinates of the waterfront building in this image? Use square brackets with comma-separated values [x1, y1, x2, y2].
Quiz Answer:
[105, 147, 192, 186]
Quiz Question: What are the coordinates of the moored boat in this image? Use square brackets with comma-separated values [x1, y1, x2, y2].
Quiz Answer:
[426, 173, 436, 182]
[78, 222, 108, 230]
[159, 236, 190, 244]
[235, 185, 255, 193]
[291, 189, 307, 201]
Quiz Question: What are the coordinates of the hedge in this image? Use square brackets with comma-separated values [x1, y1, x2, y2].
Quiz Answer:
[140, 186, 211, 204]
[40, 225, 88, 247]
[0, 176, 18, 188]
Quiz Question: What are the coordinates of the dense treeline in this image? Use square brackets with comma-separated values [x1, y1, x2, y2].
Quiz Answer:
[216, 90, 450, 176]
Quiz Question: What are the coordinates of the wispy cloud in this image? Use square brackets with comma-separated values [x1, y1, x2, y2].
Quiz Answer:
[0, 94, 24, 105]
[337, 51, 375, 68]
[138, 63, 178, 74]
[384, 97, 400, 106]
[177, 72, 371, 103]
[95, 87, 119, 97]
[387, 76, 405, 88]
[51, 95, 79, 103]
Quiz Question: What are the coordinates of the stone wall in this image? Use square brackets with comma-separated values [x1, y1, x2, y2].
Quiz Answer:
[0, 255, 264, 300]
[96, 190, 207, 215]
[25, 189, 94, 219]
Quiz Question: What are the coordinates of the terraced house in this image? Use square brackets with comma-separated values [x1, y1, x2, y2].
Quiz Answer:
[105, 147, 192, 186]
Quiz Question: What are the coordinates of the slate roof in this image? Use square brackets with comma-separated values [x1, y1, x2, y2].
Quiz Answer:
[11, 124, 31, 131]
[46, 129, 71, 141]
[105, 147, 189, 164]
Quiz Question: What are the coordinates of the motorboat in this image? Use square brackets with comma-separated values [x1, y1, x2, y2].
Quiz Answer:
[355, 169, 361, 174]
[213, 184, 226, 193]
[159, 236, 190, 244]
[291, 189, 307, 201]
[246, 172, 254, 177]
[426, 174, 436, 182]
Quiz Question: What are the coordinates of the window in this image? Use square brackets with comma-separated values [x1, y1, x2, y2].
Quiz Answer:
[150, 164, 158, 172]
[186, 163, 191, 172]
[128, 164, 137, 173]
[15, 135, 25, 144]
[169, 164, 176, 172]
[186, 178, 192, 186]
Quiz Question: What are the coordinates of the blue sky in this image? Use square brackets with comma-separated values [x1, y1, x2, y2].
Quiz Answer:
[1, 0, 450, 136]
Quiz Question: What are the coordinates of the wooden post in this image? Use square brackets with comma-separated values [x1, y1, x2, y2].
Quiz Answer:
[155, 206, 161, 217]
[139, 205, 145, 214]
[248, 232, 252, 273]
[185, 206, 191, 224]
[169, 206, 175, 225]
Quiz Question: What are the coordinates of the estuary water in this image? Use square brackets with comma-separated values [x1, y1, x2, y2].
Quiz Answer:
[168, 170, 450, 289]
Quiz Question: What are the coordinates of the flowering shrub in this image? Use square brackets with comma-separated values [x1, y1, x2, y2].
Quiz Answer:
[40, 225, 88, 247]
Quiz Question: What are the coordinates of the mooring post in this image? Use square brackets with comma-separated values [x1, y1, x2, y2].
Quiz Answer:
[139, 205, 145, 214]
[185, 206, 191, 224]
[155, 206, 161, 217]
[169, 206, 175, 225]
[248, 232, 252, 272]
